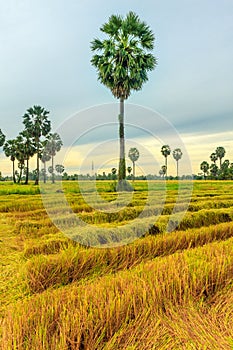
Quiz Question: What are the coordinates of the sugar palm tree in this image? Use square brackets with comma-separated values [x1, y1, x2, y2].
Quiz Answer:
[215, 146, 226, 168]
[41, 151, 51, 183]
[161, 145, 171, 178]
[23, 105, 51, 185]
[0, 129, 5, 148]
[128, 147, 140, 181]
[3, 139, 17, 183]
[210, 152, 218, 164]
[19, 130, 36, 184]
[91, 12, 156, 189]
[200, 161, 209, 180]
[172, 148, 182, 178]
[45, 133, 63, 183]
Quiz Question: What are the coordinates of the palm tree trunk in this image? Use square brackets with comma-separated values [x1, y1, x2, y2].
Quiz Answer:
[52, 155, 55, 184]
[44, 162, 46, 183]
[165, 156, 168, 179]
[35, 142, 39, 185]
[133, 161, 135, 182]
[12, 160, 16, 183]
[118, 97, 126, 181]
[25, 158, 29, 184]
[177, 160, 178, 178]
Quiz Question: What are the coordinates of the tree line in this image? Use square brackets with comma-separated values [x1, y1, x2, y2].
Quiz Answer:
[200, 146, 233, 180]
[0, 106, 63, 185]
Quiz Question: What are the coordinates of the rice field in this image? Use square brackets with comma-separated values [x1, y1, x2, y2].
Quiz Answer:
[1, 180, 233, 349]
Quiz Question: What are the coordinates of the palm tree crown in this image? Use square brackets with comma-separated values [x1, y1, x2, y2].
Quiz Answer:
[0, 129, 5, 147]
[91, 12, 156, 100]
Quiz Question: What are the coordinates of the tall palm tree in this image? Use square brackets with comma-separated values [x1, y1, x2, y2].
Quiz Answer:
[23, 105, 51, 185]
[210, 152, 218, 164]
[128, 147, 140, 181]
[45, 133, 63, 184]
[161, 145, 171, 178]
[172, 148, 183, 178]
[91, 12, 156, 189]
[215, 146, 226, 168]
[3, 139, 17, 183]
[0, 129, 5, 148]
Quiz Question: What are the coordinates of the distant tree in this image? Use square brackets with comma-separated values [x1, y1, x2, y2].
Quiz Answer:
[91, 12, 156, 189]
[41, 151, 51, 183]
[55, 164, 65, 179]
[128, 147, 140, 182]
[209, 163, 218, 179]
[200, 161, 209, 180]
[0, 129, 5, 148]
[23, 105, 51, 185]
[215, 146, 226, 168]
[210, 152, 218, 164]
[18, 130, 36, 184]
[172, 148, 182, 178]
[127, 166, 132, 178]
[3, 139, 17, 183]
[45, 133, 63, 184]
[219, 159, 230, 180]
[111, 167, 117, 180]
[161, 145, 171, 178]
[159, 165, 166, 179]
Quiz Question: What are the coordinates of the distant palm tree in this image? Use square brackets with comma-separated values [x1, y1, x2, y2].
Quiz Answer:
[45, 133, 63, 183]
[172, 148, 183, 178]
[200, 161, 209, 180]
[210, 152, 218, 164]
[159, 165, 166, 179]
[23, 105, 51, 185]
[161, 145, 171, 178]
[0, 129, 5, 148]
[128, 147, 140, 181]
[3, 139, 17, 183]
[111, 167, 117, 180]
[19, 130, 36, 184]
[55, 164, 65, 179]
[41, 151, 51, 183]
[91, 12, 156, 189]
[215, 146, 226, 168]
[127, 166, 132, 178]
[210, 163, 218, 179]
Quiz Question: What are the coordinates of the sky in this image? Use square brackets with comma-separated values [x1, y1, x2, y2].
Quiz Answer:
[0, 0, 232, 176]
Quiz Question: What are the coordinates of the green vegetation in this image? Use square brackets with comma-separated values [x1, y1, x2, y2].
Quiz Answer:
[1, 180, 233, 349]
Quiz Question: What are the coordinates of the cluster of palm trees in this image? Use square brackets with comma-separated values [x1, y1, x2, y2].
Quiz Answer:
[0, 105, 63, 185]
[159, 145, 183, 179]
[200, 146, 233, 180]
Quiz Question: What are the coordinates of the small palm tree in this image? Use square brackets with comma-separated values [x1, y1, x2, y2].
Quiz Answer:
[91, 12, 156, 189]
[210, 152, 218, 164]
[161, 145, 171, 178]
[127, 166, 132, 178]
[172, 148, 183, 178]
[55, 164, 65, 179]
[0, 129, 5, 148]
[128, 147, 140, 181]
[41, 151, 51, 183]
[45, 133, 63, 183]
[3, 139, 17, 183]
[210, 163, 218, 179]
[111, 167, 117, 180]
[23, 105, 51, 185]
[200, 161, 209, 180]
[215, 146, 226, 168]
[159, 165, 166, 179]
